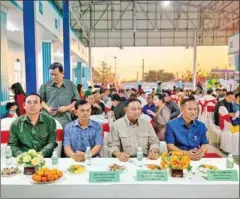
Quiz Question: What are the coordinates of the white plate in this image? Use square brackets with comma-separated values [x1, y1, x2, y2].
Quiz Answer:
[1, 173, 20, 177]
[1, 168, 21, 177]
[197, 165, 219, 173]
[66, 165, 86, 175]
[144, 164, 162, 171]
[107, 164, 127, 173]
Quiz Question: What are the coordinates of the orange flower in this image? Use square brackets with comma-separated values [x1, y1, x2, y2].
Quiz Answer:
[161, 152, 168, 158]
[181, 161, 189, 169]
[160, 161, 168, 169]
[172, 151, 183, 156]
[160, 152, 191, 169]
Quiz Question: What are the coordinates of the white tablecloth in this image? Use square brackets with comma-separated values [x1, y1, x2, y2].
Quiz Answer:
[1, 158, 239, 198]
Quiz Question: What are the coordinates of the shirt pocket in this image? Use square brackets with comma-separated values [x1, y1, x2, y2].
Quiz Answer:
[120, 134, 131, 151]
[85, 131, 95, 144]
[59, 95, 71, 106]
[190, 134, 201, 147]
[138, 133, 149, 153]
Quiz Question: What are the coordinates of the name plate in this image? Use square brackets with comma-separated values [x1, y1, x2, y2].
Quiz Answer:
[89, 171, 120, 183]
[207, 170, 238, 181]
[137, 170, 168, 181]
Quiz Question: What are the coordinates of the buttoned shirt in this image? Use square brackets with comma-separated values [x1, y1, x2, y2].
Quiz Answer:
[39, 79, 80, 128]
[108, 115, 159, 157]
[63, 119, 103, 154]
[8, 113, 57, 157]
[165, 116, 208, 150]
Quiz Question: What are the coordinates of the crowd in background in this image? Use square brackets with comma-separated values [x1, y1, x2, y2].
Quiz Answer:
[3, 62, 240, 161]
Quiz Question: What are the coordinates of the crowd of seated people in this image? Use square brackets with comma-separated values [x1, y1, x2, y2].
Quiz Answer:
[3, 64, 239, 162]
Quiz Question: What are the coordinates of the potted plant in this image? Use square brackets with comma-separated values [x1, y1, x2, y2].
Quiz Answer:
[160, 151, 192, 178]
[16, 149, 45, 175]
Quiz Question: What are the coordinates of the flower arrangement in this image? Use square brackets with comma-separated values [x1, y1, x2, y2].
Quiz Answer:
[16, 149, 45, 168]
[160, 151, 192, 172]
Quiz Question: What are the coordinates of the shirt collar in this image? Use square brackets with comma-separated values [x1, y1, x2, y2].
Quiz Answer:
[124, 115, 139, 127]
[148, 103, 154, 107]
[179, 115, 197, 128]
[51, 79, 66, 87]
[73, 119, 94, 128]
[21, 113, 44, 124]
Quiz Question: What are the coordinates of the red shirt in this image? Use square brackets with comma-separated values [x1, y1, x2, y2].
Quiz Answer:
[16, 94, 25, 116]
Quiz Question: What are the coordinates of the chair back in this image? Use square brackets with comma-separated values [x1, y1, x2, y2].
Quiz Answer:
[54, 119, 63, 157]
[219, 106, 231, 131]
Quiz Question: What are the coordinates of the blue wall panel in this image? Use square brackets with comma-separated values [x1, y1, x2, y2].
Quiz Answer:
[63, 0, 70, 79]
[23, 0, 37, 94]
[42, 42, 51, 83]
[76, 62, 82, 84]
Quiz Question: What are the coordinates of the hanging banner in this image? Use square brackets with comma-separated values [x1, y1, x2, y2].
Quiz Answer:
[228, 33, 239, 55]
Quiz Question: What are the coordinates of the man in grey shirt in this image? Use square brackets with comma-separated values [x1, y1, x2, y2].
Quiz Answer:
[108, 99, 160, 162]
[163, 90, 180, 120]
[39, 62, 80, 128]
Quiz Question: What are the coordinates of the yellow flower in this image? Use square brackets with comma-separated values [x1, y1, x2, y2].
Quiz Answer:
[172, 151, 183, 156]
[31, 157, 40, 166]
[23, 155, 31, 163]
[28, 149, 37, 156]
[36, 154, 43, 161]
[161, 152, 168, 158]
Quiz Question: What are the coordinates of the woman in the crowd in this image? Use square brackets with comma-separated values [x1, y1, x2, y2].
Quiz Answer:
[77, 84, 84, 100]
[195, 89, 202, 99]
[147, 93, 171, 141]
[11, 82, 26, 116]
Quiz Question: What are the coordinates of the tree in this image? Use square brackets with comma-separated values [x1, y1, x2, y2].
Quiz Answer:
[94, 61, 116, 84]
[143, 70, 175, 82]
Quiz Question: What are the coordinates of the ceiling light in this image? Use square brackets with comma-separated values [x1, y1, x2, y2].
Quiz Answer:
[162, 1, 171, 7]
[54, 52, 63, 57]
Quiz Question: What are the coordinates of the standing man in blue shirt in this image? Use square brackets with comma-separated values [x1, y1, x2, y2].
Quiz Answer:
[64, 100, 103, 162]
[165, 96, 208, 161]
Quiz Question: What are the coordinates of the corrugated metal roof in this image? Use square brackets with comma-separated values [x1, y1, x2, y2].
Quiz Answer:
[56, 0, 239, 47]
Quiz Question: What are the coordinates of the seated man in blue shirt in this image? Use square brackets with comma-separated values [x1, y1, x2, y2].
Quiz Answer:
[142, 94, 156, 119]
[64, 100, 103, 162]
[165, 96, 208, 161]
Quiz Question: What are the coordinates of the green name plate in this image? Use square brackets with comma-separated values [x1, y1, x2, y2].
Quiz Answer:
[207, 170, 239, 181]
[89, 171, 120, 183]
[137, 170, 168, 181]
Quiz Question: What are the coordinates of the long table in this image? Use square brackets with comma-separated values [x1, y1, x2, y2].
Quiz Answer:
[1, 158, 239, 198]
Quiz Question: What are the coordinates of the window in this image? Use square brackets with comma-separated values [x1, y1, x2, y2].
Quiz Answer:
[39, 1, 43, 15]
[82, 68, 85, 78]
[14, 60, 22, 83]
[55, 18, 58, 29]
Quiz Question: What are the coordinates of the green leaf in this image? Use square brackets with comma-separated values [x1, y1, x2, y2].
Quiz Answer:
[187, 165, 192, 172]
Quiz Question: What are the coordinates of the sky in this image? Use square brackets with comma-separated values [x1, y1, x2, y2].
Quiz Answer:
[92, 46, 230, 81]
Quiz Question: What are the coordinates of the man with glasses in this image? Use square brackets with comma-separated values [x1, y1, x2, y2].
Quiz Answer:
[8, 94, 57, 157]
[39, 62, 80, 128]
[63, 100, 103, 161]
